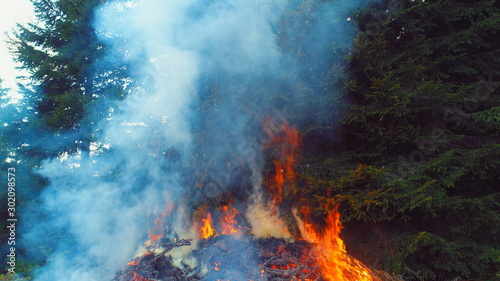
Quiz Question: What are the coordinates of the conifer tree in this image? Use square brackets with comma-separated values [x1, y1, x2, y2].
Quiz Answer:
[9, 0, 128, 154]
[302, 0, 500, 280]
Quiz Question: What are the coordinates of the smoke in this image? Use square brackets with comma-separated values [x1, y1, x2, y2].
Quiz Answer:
[21, 0, 376, 280]
[246, 190, 292, 239]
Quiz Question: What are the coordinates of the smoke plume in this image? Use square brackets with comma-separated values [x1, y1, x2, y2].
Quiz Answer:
[21, 0, 375, 280]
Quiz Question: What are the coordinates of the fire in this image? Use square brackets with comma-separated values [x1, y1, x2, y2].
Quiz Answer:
[118, 117, 382, 281]
[263, 116, 301, 204]
[145, 218, 164, 247]
[145, 201, 174, 247]
[131, 271, 149, 281]
[127, 258, 140, 266]
[201, 212, 218, 239]
[298, 205, 374, 281]
[263, 117, 375, 280]
[149, 234, 163, 242]
[220, 205, 243, 235]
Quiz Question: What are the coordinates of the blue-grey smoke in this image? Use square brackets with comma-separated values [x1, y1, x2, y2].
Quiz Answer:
[21, 0, 377, 280]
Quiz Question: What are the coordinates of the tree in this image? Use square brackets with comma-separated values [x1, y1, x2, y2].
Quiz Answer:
[3, 1, 132, 274]
[300, 0, 500, 280]
[9, 0, 129, 154]
[0, 79, 46, 278]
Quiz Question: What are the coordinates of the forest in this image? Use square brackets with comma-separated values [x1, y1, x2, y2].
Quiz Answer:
[0, 0, 499, 281]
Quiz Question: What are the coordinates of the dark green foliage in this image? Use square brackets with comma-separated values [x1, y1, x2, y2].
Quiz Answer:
[0, 81, 48, 278]
[300, 0, 500, 280]
[9, 0, 128, 135]
[2, 1, 130, 275]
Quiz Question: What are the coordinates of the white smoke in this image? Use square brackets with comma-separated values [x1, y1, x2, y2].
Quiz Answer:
[27, 1, 202, 280]
[24, 0, 375, 280]
[246, 189, 293, 239]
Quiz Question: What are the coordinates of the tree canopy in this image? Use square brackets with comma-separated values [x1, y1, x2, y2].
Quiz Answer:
[9, 0, 130, 154]
[297, 0, 499, 279]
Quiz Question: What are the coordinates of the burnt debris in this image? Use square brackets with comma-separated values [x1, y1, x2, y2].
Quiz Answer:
[112, 235, 403, 281]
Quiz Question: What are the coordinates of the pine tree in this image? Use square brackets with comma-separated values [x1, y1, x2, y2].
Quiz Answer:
[301, 0, 500, 280]
[0, 79, 47, 278]
[9, 0, 129, 153]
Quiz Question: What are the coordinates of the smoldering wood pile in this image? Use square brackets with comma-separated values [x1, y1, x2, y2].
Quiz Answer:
[113, 236, 403, 281]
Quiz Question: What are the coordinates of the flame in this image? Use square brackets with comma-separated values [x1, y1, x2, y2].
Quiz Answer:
[162, 202, 175, 219]
[149, 234, 163, 242]
[145, 218, 164, 247]
[131, 271, 149, 281]
[145, 201, 174, 247]
[263, 117, 374, 280]
[122, 117, 376, 281]
[298, 205, 374, 281]
[263, 116, 301, 204]
[127, 258, 140, 266]
[220, 205, 243, 235]
[200, 212, 218, 239]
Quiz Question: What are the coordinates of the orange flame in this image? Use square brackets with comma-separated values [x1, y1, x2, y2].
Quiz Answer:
[131, 271, 149, 281]
[145, 201, 174, 247]
[263, 117, 373, 280]
[220, 205, 243, 235]
[145, 218, 164, 247]
[201, 212, 218, 239]
[263, 116, 301, 204]
[299, 205, 374, 281]
[127, 258, 140, 266]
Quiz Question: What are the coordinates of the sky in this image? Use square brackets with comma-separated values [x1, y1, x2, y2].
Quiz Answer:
[0, 0, 35, 90]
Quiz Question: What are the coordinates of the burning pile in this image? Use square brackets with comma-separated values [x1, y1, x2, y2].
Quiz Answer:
[114, 207, 396, 281]
[113, 118, 400, 281]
